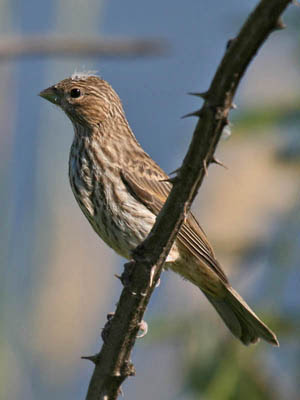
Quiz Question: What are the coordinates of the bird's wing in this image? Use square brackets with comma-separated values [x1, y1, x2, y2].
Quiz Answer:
[121, 168, 228, 283]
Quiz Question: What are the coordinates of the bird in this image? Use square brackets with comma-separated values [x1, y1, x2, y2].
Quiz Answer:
[39, 73, 279, 346]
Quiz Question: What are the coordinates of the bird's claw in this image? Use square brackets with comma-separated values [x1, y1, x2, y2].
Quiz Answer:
[137, 320, 148, 338]
[149, 265, 157, 287]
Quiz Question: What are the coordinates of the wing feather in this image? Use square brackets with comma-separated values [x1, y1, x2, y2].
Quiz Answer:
[121, 167, 228, 283]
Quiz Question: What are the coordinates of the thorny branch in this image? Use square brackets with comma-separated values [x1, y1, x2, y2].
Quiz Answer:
[85, 1, 292, 399]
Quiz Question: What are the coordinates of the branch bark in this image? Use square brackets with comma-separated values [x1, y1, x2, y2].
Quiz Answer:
[85, 1, 292, 399]
[0, 36, 165, 60]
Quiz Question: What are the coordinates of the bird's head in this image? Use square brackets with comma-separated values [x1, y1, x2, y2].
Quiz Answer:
[39, 73, 123, 128]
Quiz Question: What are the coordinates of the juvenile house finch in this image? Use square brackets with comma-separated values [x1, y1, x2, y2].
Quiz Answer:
[40, 74, 278, 346]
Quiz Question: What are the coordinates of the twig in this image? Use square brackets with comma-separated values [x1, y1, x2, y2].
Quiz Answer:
[0, 36, 166, 60]
[84, 1, 292, 399]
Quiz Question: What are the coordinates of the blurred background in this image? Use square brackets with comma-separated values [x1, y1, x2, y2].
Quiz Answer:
[1, 1, 299, 399]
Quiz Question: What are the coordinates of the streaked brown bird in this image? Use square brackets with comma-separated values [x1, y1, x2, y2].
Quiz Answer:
[40, 73, 278, 346]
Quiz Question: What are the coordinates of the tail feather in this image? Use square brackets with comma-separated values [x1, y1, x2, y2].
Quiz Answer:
[204, 286, 279, 346]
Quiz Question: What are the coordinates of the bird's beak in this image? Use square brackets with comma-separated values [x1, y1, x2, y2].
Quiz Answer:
[39, 86, 61, 106]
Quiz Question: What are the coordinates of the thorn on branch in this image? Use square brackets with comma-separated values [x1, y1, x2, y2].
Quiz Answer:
[114, 273, 122, 281]
[203, 159, 208, 176]
[211, 156, 228, 169]
[273, 18, 286, 31]
[169, 167, 181, 176]
[160, 167, 181, 184]
[81, 354, 99, 364]
[181, 109, 203, 119]
[159, 176, 179, 184]
[226, 38, 235, 50]
[188, 91, 210, 100]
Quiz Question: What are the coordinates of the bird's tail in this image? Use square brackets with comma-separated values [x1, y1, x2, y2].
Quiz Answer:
[203, 286, 279, 346]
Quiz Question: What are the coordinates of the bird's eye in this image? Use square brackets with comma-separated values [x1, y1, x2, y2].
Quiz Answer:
[70, 88, 81, 98]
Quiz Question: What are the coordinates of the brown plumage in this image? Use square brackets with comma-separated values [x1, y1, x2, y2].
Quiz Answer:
[39, 74, 279, 346]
